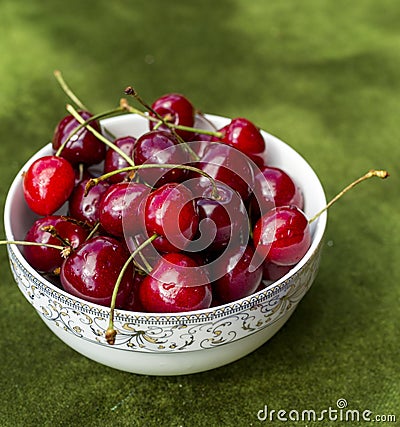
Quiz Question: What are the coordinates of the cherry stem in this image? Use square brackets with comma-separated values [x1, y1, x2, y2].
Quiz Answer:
[41, 225, 72, 248]
[0, 240, 65, 251]
[78, 163, 85, 181]
[124, 87, 216, 161]
[55, 106, 125, 157]
[132, 236, 153, 274]
[124, 87, 160, 119]
[119, 97, 150, 120]
[1, 239, 73, 258]
[85, 222, 101, 241]
[86, 163, 221, 200]
[66, 104, 136, 167]
[53, 70, 88, 111]
[105, 233, 158, 345]
[53, 72, 221, 153]
[309, 169, 389, 224]
[123, 99, 223, 138]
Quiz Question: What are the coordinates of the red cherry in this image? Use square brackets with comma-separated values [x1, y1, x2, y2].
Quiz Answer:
[144, 183, 199, 251]
[103, 136, 136, 183]
[185, 181, 248, 252]
[253, 206, 311, 266]
[99, 182, 149, 237]
[24, 215, 89, 273]
[194, 143, 255, 201]
[60, 236, 135, 307]
[149, 93, 195, 140]
[138, 252, 212, 312]
[150, 234, 183, 253]
[52, 111, 106, 166]
[219, 118, 266, 166]
[133, 130, 191, 187]
[122, 273, 146, 311]
[68, 178, 109, 226]
[212, 245, 263, 303]
[250, 166, 304, 221]
[262, 261, 294, 282]
[23, 155, 75, 216]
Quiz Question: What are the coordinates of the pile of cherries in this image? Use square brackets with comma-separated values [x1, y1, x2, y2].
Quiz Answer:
[21, 89, 313, 318]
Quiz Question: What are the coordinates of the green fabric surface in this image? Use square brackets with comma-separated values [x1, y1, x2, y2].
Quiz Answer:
[1, 1, 399, 426]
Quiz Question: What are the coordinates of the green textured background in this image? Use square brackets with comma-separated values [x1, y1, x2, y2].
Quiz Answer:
[1, 1, 399, 426]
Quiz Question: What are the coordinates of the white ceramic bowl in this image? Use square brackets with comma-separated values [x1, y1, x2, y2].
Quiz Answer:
[4, 113, 327, 375]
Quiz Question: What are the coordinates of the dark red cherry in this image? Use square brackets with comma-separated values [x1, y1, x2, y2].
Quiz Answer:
[68, 178, 109, 226]
[60, 236, 135, 307]
[103, 136, 136, 183]
[122, 272, 146, 312]
[151, 234, 182, 253]
[138, 252, 212, 312]
[262, 261, 294, 282]
[133, 130, 191, 186]
[23, 215, 89, 273]
[99, 182, 149, 237]
[218, 118, 266, 167]
[212, 245, 263, 303]
[149, 93, 195, 140]
[23, 155, 75, 216]
[253, 206, 311, 266]
[144, 183, 199, 251]
[52, 111, 106, 166]
[194, 142, 255, 201]
[185, 181, 248, 252]
[250, 166, 304, 221]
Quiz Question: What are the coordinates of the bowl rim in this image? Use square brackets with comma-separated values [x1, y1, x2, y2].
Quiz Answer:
[4, 113, 327, 325]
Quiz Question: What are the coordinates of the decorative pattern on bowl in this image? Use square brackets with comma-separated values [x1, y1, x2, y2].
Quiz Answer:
[8, 240, 322, 353]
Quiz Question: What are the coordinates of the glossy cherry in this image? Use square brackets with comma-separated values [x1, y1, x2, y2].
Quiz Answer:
[99, 182, 150, 237]
[138, 252, 212, 312]
[23, 215, 89, 273]
[217, 118, 266, 167]
[253, 205, 311, 266]
[185, 181, 248, 252]
[194, 142, 255, 201]
[68, 178, 109, 226]
[212, 245, 263, 303]
[144, 183, 199, 251]
[122, 273, 146, 311]
[149, 93, 195, 140]
[262, 261, 294, 282]
[60, 235, 135, 307]
[23, 155, 75, 216]
[151, 234, 183, 253]
[52, 111, 106, 166]
[103, 136, 136, 183]
[250, 166, 304, 221]
[133, 130, 191, 186]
